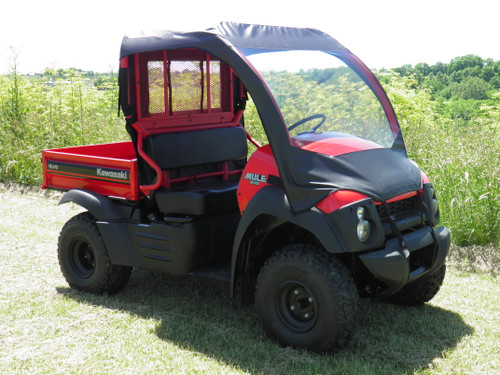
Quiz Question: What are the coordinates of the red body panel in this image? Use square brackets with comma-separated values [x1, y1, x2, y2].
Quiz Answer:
[237, 144, 279, 213]
[315, 190, 420, 215]
[41, 142, 140, 201]
[292, 133, 383, 156]
[315, 190, 371, 214]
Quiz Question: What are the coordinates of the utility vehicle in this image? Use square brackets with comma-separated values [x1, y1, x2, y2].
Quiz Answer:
[42, 22, 450, 352]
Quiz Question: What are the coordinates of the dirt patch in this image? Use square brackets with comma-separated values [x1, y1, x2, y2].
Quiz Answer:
[447, 244, 499, 275]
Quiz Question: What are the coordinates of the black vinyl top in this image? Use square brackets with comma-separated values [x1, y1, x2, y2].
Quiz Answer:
[216, 22, 347, 54]
[120, 22, 347, 58]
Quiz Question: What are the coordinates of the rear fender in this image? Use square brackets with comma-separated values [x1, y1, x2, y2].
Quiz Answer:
[59, 189, 137, 267]
[230, 185, 343, 298]
[59, 189, 125, 221]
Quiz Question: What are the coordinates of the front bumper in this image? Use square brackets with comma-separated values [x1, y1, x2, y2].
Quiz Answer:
[358, 226, 450, 295]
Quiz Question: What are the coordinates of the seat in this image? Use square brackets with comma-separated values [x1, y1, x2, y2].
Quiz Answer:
[146, 126, 248, 215]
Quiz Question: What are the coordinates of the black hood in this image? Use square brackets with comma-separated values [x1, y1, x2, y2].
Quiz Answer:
[285, 144, 422, 211]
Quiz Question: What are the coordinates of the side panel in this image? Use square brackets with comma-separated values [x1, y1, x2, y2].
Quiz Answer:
[60, 189, 239, 273]
[101, 213, 239, 273]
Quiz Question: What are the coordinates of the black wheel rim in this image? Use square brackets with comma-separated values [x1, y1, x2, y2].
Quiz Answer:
[275, 280, 318, 333]
[69, 237, 96, 279]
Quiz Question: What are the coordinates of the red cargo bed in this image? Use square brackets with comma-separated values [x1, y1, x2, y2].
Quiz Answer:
[41, 142, 140, 201]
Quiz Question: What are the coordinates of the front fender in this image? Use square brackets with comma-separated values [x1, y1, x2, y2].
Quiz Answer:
[230, 185, 343, 297]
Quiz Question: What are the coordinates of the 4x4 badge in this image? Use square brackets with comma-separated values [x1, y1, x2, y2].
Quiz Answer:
[244, 172, 267, 185]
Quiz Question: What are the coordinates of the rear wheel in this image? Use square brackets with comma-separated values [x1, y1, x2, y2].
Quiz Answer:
[58, 212, 132, 294]
[255, 244, 358, 353]
[387, 264, 446, 306]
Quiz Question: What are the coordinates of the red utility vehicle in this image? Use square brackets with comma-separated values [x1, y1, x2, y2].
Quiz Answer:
[42, 23, 450, 352]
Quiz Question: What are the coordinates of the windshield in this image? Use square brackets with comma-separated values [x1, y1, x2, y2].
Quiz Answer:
[246, 50, 395, 148]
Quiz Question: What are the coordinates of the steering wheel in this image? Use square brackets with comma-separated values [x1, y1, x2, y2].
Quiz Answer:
[287, 114, 326, 133]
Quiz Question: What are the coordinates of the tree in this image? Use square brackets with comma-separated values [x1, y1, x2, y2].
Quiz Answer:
[452, 76, 492, 100]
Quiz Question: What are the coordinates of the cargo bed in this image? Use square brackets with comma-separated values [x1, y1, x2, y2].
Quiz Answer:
[41, 142, 139, 201]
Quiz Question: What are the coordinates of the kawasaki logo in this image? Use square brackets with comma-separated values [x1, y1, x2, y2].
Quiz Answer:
[97, 168, 129, 181]
[244, 172, 267, 185]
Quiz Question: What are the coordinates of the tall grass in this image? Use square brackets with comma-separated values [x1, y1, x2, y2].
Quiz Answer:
[0, 72, 127, 185]
[385, 74, 499, 246]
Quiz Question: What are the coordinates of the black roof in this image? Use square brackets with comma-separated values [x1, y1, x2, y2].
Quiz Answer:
[120, 22, 347, 58]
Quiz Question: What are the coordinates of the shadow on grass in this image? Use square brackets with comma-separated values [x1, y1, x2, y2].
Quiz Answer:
[58, 270, 473, 374]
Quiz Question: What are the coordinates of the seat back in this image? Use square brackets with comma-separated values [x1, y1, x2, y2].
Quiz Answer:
[144, 126, 247, 188]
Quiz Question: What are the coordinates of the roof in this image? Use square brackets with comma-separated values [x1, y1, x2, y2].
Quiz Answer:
[120, 22, 347, 58]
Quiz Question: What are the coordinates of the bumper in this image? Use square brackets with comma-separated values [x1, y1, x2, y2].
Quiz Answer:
[359, 226, 450, 295]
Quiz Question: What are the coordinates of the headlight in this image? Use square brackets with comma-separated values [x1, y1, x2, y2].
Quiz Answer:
[356, 206, 370, 242]
[356, 206, 365, 219]
[357, 220, 370, 242]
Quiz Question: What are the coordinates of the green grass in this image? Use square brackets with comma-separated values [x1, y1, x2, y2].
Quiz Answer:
[0, 187, 498, 374]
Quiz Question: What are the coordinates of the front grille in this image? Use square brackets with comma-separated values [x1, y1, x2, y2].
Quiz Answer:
[376, 195, 418, 221]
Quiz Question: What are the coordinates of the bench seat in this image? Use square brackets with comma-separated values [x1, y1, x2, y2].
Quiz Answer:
[145, 126, 248, 215]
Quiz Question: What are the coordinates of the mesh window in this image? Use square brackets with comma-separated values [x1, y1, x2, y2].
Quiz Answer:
[170, 59, 206, 114]
[210, 61, 222, 111]
[147, 60, 165, 115]
[138, 50, 231, 120]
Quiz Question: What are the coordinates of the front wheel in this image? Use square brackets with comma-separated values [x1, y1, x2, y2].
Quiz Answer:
[58, 212, 132, 294]
[255, 244, 358, 353]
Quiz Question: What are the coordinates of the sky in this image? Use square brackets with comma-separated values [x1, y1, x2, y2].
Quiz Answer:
[1, 0, 499, 75]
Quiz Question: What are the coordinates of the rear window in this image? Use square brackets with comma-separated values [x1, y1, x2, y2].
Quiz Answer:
[138, 50, 232, 120]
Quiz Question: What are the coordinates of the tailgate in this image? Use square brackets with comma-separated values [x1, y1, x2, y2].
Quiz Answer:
[41, 142, 140, 201]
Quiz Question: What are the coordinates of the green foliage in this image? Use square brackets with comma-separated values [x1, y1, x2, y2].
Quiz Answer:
[453, 76, 492, 100]
[0, 70, 126, 185]
[382, 72, 499, 247]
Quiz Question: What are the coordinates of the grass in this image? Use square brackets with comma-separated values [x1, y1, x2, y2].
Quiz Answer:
[1, 186, 498, 374]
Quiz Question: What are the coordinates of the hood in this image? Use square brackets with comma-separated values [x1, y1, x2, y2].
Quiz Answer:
[284, 144, 422, 211]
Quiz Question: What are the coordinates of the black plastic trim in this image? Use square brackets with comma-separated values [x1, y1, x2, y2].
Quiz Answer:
[358, 225, 450, 294]
[328, 198, 385, 252]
